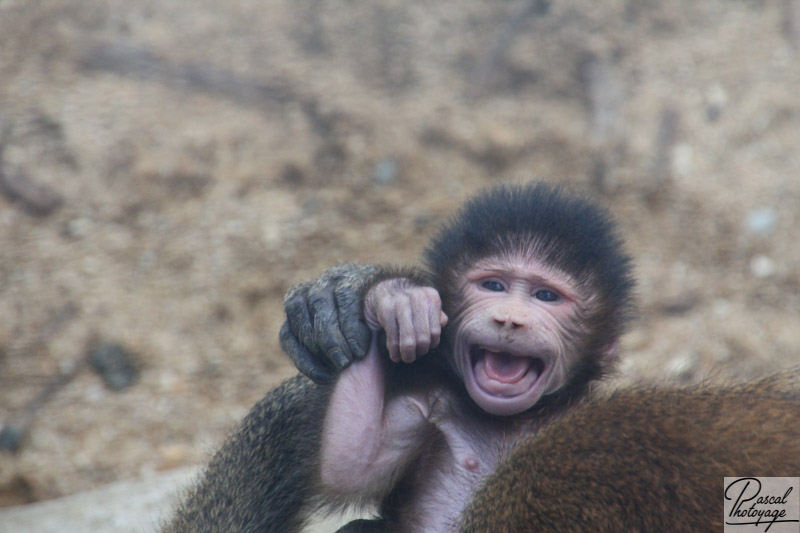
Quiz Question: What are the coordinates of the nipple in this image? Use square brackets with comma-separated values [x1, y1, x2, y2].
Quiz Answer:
[464, 455, 480, 473]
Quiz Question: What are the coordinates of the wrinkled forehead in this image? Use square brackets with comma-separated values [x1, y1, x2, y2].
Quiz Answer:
[455, 227, 588, 271]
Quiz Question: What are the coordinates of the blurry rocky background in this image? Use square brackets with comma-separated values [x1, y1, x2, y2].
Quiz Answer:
[1, 0, 798, 518]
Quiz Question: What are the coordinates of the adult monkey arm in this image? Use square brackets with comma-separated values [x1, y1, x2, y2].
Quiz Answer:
[280, 263, 439, 382]
[162, 376, 330, 533]
[164, 265, 366, 532]
[165, 265, 442, 532]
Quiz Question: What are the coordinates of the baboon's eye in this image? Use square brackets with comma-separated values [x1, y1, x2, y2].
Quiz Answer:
[534, 289, 559, 302]
[482, 281, 505, 292]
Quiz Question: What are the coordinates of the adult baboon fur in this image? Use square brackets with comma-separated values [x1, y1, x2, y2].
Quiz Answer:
[461, 369, 800, 532]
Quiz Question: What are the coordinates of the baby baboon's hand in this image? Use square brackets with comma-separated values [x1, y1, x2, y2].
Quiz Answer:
[365, 279, 448, 364]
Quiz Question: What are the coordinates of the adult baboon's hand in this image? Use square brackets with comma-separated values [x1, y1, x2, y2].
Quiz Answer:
[280, 263, 380, 383]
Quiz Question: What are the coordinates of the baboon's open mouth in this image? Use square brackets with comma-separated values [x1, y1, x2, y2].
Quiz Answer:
[469, 345, 545, 398]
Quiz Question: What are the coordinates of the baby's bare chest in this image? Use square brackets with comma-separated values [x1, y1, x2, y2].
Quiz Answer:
[397, 396, 531, 532]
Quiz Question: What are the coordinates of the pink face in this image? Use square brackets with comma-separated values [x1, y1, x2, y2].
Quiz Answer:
[451, 255, 588, 416]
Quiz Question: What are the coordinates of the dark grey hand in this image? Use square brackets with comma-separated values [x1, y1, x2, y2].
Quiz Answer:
[280, 263, 380, 383]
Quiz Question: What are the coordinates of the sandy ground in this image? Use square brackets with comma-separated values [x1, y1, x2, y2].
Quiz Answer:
[0, 0, 798, 524]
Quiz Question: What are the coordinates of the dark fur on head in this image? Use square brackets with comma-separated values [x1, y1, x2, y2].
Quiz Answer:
[424, 182, 636, 410]
[425, 182, 635, 334]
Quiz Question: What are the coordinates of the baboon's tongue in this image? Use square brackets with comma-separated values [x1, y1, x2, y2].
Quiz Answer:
[483, 350, 532, 384]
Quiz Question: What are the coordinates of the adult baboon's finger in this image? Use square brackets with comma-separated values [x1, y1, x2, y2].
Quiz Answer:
[309, 284, 355, 369]
[279, 322, 334, 383]
[335, 285, 371, 360]
[284, 283, 316, 353]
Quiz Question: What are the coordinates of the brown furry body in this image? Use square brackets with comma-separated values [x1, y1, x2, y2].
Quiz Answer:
[461, 370, 800, 532]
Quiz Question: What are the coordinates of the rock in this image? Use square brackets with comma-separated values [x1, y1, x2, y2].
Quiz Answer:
[0, 171, 63, 216]
[89, 343, 140, 391]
